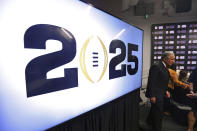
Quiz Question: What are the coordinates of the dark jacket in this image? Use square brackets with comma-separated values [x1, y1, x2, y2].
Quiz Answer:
[145, 61, 170, 110]
[188, 67, 197, 93]
[188, 67, 197, 110]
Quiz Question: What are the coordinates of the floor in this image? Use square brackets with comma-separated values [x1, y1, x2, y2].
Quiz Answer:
[138, 102, 197, 131]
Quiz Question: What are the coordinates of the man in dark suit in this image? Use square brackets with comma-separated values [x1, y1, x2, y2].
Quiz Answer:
[145, 51, 175, 131]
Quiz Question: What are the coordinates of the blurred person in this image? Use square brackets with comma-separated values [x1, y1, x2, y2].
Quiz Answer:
[168, 64, 191, 90]
[187, 67, 197, 131]
[163, 63, 192, 116]
[145, 51, 175, 131]
[187, 67, 197, 115]
[188, 67, 197, 94]
[170, 70, 196, 131]
[186, 96, 197, 131]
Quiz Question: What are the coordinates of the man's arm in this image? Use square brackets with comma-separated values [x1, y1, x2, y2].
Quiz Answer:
[169, 69, 190, 89]
[147, 65, 160, 103]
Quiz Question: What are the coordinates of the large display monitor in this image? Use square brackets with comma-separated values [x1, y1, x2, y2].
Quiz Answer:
[0, 0, 143, 131]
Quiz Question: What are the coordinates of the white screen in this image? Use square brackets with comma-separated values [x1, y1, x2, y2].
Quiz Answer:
[0, 0, 143, 131]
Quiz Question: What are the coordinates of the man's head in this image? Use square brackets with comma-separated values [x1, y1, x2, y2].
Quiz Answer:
[161, 51, 175, 67]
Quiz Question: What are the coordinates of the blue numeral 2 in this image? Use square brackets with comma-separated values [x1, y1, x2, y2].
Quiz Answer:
[24, 24, 78, 97]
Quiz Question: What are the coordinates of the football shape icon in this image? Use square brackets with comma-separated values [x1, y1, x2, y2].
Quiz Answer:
[80, 35, 108, 83]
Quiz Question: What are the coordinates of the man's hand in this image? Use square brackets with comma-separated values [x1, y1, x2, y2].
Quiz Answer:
[166, 91, 170, 98]
[187, 92, 197, 98]
[150, 97, 156, 103]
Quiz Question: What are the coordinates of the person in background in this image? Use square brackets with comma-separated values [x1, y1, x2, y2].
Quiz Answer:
[170, 70, 196, 131]
[188, 67, 197, 94]
[163, 63, 192, 115]
[187, 67, 197, 114]
[187, 67, 197, 131]
[168, 64, 191, 90]
[145, 51, 175, 131]
[186, 97, 197, 131]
